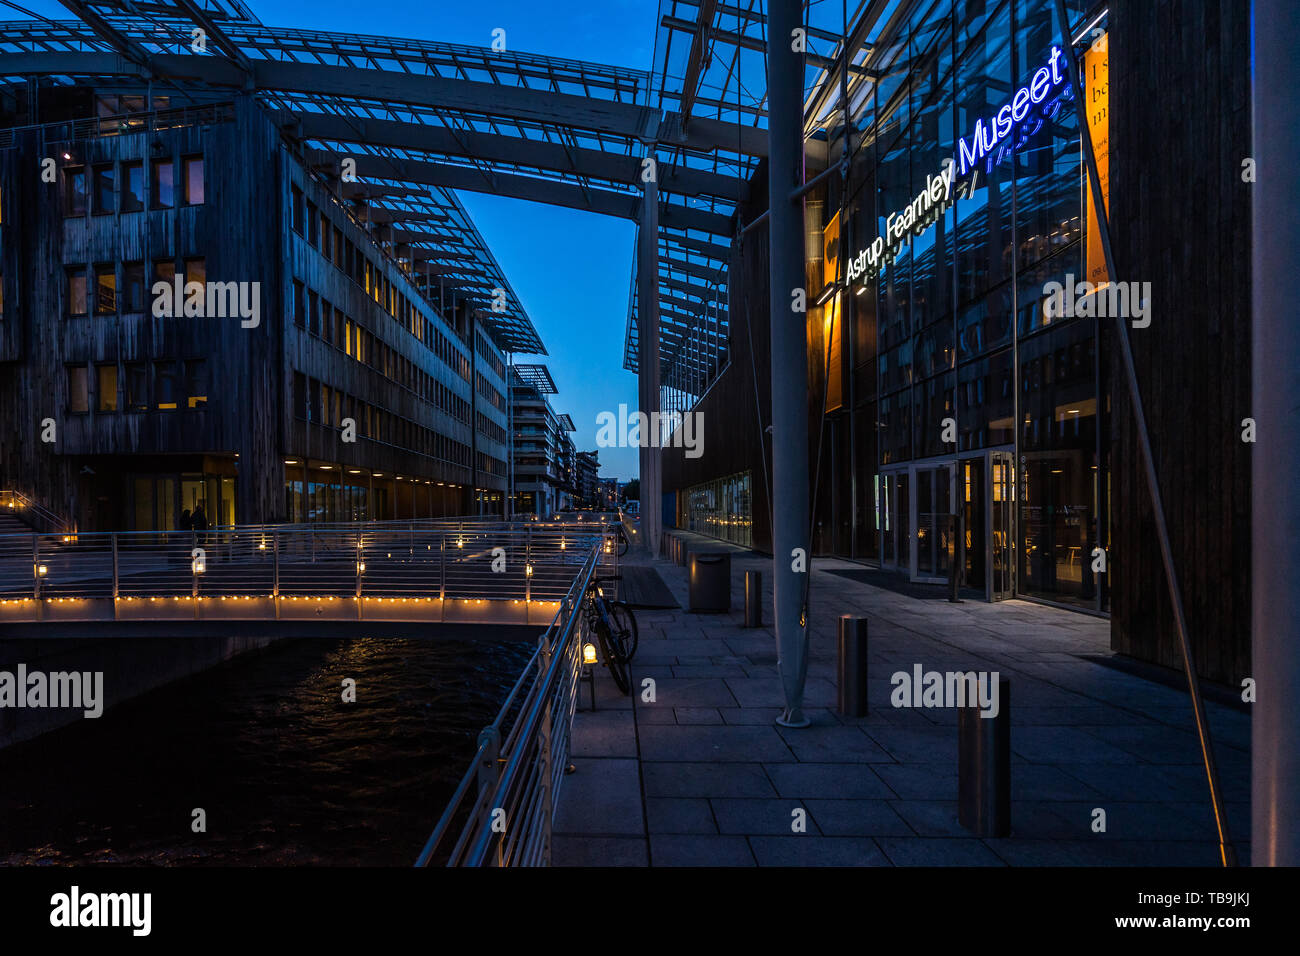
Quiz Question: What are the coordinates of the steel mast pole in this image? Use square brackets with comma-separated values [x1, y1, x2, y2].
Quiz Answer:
[1252, 0, 1300, 866]
[767, 0, 811, 728]
[637, 173, 662, 557]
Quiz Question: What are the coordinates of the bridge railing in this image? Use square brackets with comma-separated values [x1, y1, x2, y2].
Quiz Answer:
[415, 538, 600, 867]
[0, 520, 619, 611]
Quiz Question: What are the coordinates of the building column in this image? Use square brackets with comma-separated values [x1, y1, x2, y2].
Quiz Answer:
[1253, 0, 1300, 867]
[637, 175, 662, 556]
[767, 0, 811, 727]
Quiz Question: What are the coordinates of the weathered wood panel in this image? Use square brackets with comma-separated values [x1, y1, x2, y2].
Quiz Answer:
[1108, 0, 1252, 686]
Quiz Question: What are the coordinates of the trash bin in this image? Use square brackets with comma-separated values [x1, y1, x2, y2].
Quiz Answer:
[689, 551, 731, 613]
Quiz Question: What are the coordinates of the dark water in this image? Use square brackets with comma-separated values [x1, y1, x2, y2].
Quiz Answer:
[0, 638, 534, 866]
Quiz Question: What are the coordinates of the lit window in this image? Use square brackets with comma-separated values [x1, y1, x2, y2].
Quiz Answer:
[94, 264, 117, 314]
[97, 364, 118, 412]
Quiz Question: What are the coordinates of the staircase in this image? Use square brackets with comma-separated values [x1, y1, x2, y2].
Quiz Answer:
[0, 490, 73, 536]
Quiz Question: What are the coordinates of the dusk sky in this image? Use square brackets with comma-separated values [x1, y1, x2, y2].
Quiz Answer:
[26, 0, 656, 480]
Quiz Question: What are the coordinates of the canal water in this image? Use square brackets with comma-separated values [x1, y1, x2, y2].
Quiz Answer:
[0, 637, 535, 866]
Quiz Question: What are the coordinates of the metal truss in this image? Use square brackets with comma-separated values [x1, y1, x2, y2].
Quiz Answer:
[511, 364, 558, 394]
[0, 8, 765, 361]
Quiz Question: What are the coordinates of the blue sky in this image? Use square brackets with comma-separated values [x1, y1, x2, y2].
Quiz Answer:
[27, 0, 655, 479]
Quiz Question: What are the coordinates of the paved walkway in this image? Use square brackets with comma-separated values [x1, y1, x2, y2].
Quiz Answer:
[553, 534, 1250, 866]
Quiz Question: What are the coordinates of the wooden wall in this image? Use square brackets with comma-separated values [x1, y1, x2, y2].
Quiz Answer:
[1108, 0, 1253, 685]
[662, 164, 774, 554]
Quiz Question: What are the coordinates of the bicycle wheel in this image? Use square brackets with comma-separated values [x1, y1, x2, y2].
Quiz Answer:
[595, 618, 632, 695]
[607, 601, 639, 662]
[617, 531, 629, 557]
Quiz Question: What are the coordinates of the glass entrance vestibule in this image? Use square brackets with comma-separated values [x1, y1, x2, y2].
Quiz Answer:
[878, 449, 1014, 601]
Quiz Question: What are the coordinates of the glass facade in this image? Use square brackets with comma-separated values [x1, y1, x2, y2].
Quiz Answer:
[819, 0, 1106, 611]
[680, 471, 752, 548]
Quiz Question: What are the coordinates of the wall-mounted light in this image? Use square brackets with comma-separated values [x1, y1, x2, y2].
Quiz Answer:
[813, 282, 841, 307]
[582, 643, 598, 665]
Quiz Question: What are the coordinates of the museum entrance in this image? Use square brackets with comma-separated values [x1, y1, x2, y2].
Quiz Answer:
[879, 448, 1014, 600]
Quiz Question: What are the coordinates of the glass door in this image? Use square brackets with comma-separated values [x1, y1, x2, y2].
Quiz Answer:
[990, 452, 1014, 600]
[911, 463, 954, 584]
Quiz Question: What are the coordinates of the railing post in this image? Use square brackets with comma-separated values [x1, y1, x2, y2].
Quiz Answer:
[273, 531, 281, 620]
[32, 533, 40, 603]
[355, 531, 364, 619]
[525, 526, 532, 605]
[439, 532, 446, 604]
[476, 726, 502, 866]
[537, 631, 553, 866]
[111, 533, 119, 619]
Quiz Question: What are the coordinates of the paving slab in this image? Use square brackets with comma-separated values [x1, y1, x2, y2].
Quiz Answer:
[554, 541, 1249, 866]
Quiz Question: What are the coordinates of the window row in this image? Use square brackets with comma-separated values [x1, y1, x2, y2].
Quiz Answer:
[67, 360, 207, 414]
[64, 155, 203, 217]
[475, 371, 505, 412]
[289, 182, 471, 383]
[292, 372, 472, 469]
[65, 258, 204, 316]
[475, 330, 507, 379]
[476, 412, 507, 446]
[291, 280, 471, 426]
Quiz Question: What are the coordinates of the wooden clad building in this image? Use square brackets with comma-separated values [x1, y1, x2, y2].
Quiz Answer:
[0, 94, 513, 530]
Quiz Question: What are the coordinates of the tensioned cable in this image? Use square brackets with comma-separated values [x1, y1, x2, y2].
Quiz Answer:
[739, 0, 775, 542]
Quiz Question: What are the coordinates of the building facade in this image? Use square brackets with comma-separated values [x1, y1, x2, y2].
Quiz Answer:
[0, 93, 524, 530]
[660, 0, 1251, 685]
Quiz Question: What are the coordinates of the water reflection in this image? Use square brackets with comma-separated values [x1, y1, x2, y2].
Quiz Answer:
[0, 637, 533, 865]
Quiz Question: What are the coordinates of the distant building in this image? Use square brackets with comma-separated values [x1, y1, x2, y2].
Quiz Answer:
[574, 451, 599, 508]
[595, 476, 619, 511]
[509, 364, 576, 518]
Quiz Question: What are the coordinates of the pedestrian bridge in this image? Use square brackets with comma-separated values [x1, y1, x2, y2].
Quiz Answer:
[0, 517, 620, 630]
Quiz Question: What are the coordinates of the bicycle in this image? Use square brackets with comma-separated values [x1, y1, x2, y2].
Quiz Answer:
[583, 575, 639, 695]
[606, 520, 629, 557]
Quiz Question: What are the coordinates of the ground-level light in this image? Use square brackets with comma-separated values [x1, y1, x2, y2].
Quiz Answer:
[583, 643, 598, 665]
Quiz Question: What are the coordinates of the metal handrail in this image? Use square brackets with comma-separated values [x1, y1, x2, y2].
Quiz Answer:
[0, 489, 73, 535]
[0, 524, 614, 611]
[415, 539, 605, 867]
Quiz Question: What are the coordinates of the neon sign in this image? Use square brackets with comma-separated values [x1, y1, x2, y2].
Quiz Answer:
[847, 46, 1070, 286]
[957, 46, 1067, 176]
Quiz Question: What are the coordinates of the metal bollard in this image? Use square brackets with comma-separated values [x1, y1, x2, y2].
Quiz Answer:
[675, 537, 687, 567]
[744, 570, 762, 627]
[837, 615, 868, 717]
[958, 675, 1010, 837]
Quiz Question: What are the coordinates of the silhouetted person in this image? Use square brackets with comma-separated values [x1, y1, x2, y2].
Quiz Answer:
[192, 504, 208, 536]
[180, 509, 193, 532]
